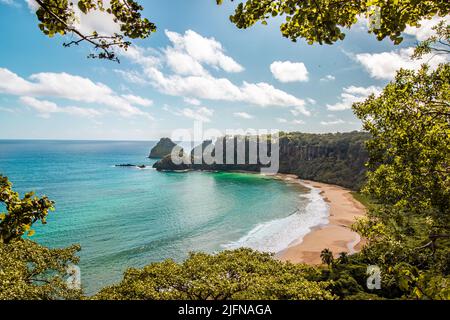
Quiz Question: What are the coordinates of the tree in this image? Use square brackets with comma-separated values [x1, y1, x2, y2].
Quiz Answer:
[31, 0, 156, 61]
[320, 249, 334, 267]
[352, 62, 450, 299]
[353, 64, 449, 220]
[0, 175, 54, 244]
[0, 175, 82, 299]
[217, 0, 449, 45]
[0, 239, 81, 300]
[94, 249, 335, 300]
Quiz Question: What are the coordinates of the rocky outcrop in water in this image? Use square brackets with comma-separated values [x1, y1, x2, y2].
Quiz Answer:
[153, 132, 370, 190]
[148, 138, 182, 159]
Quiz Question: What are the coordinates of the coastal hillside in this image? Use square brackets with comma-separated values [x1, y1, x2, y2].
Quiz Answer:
[277, 132, 369, 189]
[153, 131, 370, 190]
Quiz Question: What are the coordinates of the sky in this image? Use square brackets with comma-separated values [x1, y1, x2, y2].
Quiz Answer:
[0, 0, 448, 140]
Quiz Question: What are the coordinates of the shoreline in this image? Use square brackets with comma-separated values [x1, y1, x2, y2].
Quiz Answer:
[271, 174, 366, 265]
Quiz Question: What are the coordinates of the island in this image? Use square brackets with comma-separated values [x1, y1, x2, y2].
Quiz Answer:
[148, 137, 182, 159]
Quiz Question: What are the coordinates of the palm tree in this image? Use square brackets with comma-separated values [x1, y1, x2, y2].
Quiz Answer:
[338, 252, 349, 264]
[320, 249, 334, 267]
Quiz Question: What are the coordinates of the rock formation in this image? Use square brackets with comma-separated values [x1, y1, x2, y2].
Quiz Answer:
[148, 138, 182, 159]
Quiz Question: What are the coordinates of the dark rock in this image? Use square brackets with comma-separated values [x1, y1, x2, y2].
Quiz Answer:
[149, 138, 182, 159]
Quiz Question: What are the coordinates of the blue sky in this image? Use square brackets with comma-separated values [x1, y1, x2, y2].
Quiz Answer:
[0, 0, 447, 140]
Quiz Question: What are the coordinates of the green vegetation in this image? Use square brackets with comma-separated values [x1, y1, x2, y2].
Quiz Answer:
[278, 131, 370, 190]
[0, 175, 81, 300]
[351, 192, 374, 209]
[217, 0, 449, 45]
[31, 0, 155, 61]
[94, 249, 334, 300]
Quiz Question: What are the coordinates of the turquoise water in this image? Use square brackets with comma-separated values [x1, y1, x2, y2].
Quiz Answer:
[0, 140, 325, 294]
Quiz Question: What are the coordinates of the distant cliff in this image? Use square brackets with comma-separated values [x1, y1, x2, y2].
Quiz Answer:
[276, 132, 369, 189]
[148, 138, 181, 159]
[153, 132, 370, 190]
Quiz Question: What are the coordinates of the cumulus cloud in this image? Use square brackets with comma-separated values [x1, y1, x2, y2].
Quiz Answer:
[233, 112, 253, 119]
[178, 107, 214, 123]
[327, 85, 382, 111]
[165, 30, 244, 73]
[270, 61, 309, 83]
[0, 68, 153, 119]
[20, 96, 101, 118]
[120, 38, 310, 115]
[355, 47, 447, 80]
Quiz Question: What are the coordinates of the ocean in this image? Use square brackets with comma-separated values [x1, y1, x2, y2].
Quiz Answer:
[0, 140, 328, 294]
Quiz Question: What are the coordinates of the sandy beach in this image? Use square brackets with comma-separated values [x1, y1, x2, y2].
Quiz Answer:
[271, 174, 366, 265]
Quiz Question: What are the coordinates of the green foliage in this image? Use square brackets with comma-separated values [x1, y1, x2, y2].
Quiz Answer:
[320, 249, 334, 267]
[0, 175, 55, 244]
[0, 239, 81, 300]
[413, 20, 450, 59]
[354, 64, 450, 219]
[279, 131, 370, 190]
[0, 175, 82, 299]
[33, 0, 156, 61]
[217, 0, 449, 45]
[94, 249, 335, 300]
[350, 62, 450, 300]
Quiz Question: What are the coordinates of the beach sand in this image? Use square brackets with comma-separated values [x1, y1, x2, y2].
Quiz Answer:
[271, 174, 366, 265]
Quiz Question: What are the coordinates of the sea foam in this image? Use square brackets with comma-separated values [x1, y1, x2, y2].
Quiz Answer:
[223, 184, 329, 253]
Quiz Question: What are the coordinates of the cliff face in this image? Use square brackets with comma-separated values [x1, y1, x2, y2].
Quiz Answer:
[148, 138, 181, 159]
[153, 132, 369, 190]
[277, 132, 369, 189]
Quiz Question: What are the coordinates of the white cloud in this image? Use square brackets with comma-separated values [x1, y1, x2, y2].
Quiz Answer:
[270, 61, 309, 83]
[276, 118, 304, 125]
[122, 47, 309, 114]
[183, 97, 201, 106]
[121, 94, 153, 107]
[320, 75, 335, 82]
[0, 68, 153, 119]
[355, 47, 448, 80]
[327, 85, 382, 111]
[179, 107, 214, 123]
[114, 69, 149, 85]
[20, 96, 101, 118]
[320, 119, 345, 126]
[404, 16, 450, 41]
[164, 47, 208, 76]
[118, 30, 310, 115]
[233, 112, 253, 119]
[165, 30, 244, 73]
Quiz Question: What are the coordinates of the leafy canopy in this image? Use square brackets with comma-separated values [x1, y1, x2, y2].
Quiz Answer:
[352, 62, 450, 300]
[0, 175, 82, 300]
[0, 174, 54, 244]
[94, 249, 335, 300]
[217, 0, 449, 45]
[33, 0, 156, 61]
